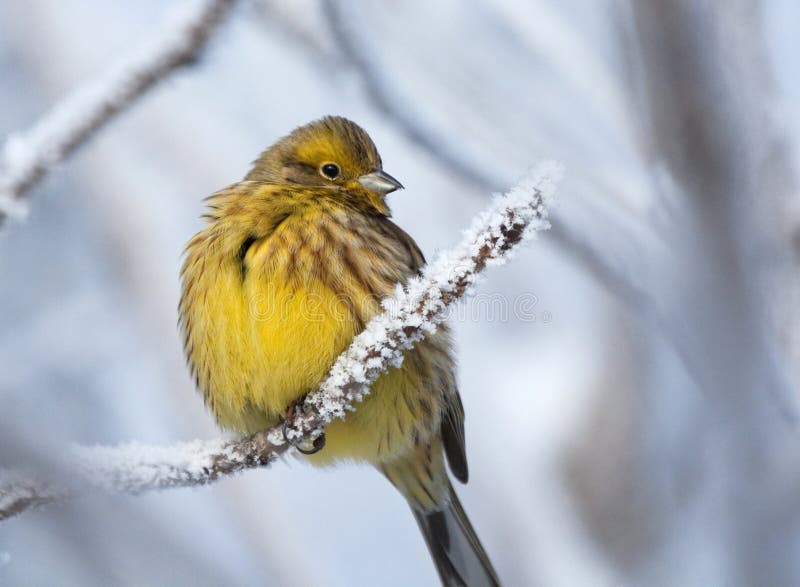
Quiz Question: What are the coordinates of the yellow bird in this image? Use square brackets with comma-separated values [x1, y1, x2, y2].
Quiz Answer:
[179, 116, 499, 586]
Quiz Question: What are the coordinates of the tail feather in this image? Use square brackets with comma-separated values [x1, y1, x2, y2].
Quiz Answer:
[412, 483, 500, 587]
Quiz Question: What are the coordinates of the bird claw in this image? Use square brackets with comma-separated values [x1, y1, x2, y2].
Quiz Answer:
[281, 399, 326, 455]
[295, 433, 326, 455]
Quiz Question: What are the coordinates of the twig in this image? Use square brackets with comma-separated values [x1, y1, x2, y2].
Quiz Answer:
[0, 0, 236, 224]
[0, 162, 562, 522]
[251, 0, 341, 69]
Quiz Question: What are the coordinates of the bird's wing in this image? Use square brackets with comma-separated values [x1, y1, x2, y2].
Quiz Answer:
[441, 387, 468, 483]
[379, 219, 469, 484]
[377, 218, 426, 273]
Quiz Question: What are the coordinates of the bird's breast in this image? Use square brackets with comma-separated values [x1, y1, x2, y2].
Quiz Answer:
[181, 210, 414, 433]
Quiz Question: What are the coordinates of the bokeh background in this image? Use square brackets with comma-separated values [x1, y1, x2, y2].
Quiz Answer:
[2, 0, 800, 585]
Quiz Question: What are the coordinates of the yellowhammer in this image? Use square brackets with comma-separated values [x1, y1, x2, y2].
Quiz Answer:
[179, 116, 499, 586]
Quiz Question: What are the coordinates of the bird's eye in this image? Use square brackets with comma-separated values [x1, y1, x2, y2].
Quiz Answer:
[321, 163, 340, 179]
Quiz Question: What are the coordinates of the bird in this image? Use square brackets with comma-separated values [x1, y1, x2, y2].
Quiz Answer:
[179, 116, 499, 586]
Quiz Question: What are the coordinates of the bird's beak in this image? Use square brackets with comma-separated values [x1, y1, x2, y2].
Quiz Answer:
[357, 169, 404, 195]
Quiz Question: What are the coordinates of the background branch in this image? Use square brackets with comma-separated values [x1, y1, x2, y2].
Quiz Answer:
[0, 0, 236, 224]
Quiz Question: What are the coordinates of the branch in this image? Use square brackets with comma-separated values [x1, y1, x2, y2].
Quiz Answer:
[0, 0, 236, 224]
[0, 162, 562, 522]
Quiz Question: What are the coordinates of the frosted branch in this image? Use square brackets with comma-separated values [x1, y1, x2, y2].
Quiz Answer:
[0, 0, 236, 224]
[0, 162, 561, 522]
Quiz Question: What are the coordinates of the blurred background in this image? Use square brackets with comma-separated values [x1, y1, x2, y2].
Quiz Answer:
[1, 0, 800, 585]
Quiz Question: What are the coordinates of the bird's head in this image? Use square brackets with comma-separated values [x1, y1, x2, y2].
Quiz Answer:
[246, 116, 403, 207]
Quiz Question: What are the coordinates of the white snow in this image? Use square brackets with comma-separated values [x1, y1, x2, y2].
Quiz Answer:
[70, 438, 240, 492]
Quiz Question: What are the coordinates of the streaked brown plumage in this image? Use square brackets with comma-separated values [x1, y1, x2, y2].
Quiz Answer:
[179, 116, 499, 585]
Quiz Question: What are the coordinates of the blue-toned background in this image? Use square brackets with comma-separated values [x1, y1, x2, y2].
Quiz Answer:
[2, 1, 800, 585]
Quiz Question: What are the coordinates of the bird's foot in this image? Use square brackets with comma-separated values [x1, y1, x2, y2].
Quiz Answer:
[295, 433, 326, 455]
[282, 399, 326, 455]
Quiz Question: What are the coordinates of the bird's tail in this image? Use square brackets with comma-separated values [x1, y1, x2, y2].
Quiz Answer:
[412, 482, 500, 587]
[383, 445, 500, 587]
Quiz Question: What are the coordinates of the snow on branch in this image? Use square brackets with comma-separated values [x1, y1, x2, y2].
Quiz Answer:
[0, 162, 561, 522]
[0, 0, 236, 224]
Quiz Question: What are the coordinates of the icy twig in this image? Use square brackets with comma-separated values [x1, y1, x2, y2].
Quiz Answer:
[0, 162, 561, 522]
[0, 0, 236, 224]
